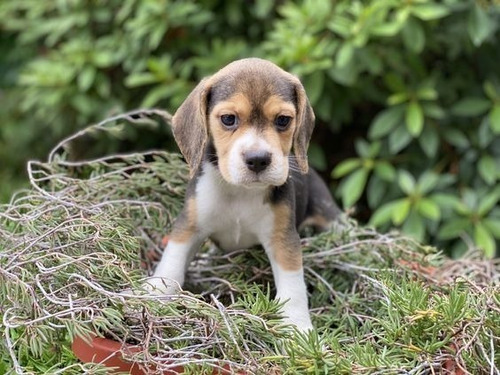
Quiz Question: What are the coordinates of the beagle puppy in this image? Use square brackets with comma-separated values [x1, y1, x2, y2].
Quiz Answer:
[147, 58, 340, 331]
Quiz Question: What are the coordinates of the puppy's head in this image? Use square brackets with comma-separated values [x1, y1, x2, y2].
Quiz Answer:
[172, 58, 315, 187]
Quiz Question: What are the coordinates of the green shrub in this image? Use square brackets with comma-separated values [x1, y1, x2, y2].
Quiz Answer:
[1, 0, 499, 257]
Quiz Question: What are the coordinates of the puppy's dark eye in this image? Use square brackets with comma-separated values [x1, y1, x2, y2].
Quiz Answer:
[274, 115, 292, 130]
[220, 114, 237, 128]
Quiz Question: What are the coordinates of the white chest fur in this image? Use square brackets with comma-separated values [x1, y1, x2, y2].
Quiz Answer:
[195, 164, 275, 250]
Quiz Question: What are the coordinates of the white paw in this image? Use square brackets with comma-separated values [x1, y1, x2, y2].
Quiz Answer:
[281, 304, 313, 332]
[119, 277, 181, 297]
[282, 314, 313, 332]
[142, 277, 182, 295]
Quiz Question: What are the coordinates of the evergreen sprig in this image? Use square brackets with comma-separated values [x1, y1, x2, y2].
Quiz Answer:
[0, 111, 498, 374]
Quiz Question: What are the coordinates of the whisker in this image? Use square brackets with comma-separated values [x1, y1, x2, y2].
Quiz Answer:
[287, 166, 302, 173]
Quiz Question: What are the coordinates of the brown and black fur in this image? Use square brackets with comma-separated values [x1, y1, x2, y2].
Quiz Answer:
[145, 58, 341, 331]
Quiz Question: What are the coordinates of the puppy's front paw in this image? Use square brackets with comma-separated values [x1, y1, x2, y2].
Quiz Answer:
[278, 299, 313, 332]
[120, 278, 182, 297]
[281, 311, 313, 332]
[142, 277, 182, 295]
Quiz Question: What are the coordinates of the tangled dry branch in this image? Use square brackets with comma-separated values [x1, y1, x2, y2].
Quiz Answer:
[1, 110, 499, 374]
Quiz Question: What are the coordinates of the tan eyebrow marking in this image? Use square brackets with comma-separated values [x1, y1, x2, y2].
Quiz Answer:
[263, 95, 296, 120]
[211, 93, 252, 121]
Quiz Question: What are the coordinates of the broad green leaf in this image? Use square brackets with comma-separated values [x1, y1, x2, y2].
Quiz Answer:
[371, 21, 404, 37]
[355, 139, 375, 158]
[422, 102, 446, 120]
[416, 87, 438, 101]
[303, 70, 325, 106]
[478, 190, 500, 216]
[443, 129, 469, 148]
[438, 218, 469, 240]
[468, 3, 494, 46]
[489, 104, 500, 134]
[367, 175, 386, 208]
[417, 198, 440, 220]
[474, 223, 495, 258]
[147, 56, 171, 76]
[478, 155, 497, 186]
[483, 81, 498, 101]
[336, 43, 355, 69]
[254, 0, 275, 19]
[478, 117, 494, 148]
[402, 17, 425, 53]
[398, 170, 416, 195]
[389, 123, 412, 153]
[369, 142, 382, 158]
[370, 201, 399, 227]
[387, 92, 409, 106]
[332, 158, 362, 178]
[418, 125, 438, 158]
[329, 63, 358, 86]
[392, 198, 411, 225]
[384, 73, 406, 93]
[462, 189, 478, 211]
[406, 100, 424, 137]
[434, 174, 456, 189]
[96, 76, 111, 97]
[454, 200, 471, 216]
[402, 211, 425, 241]
[396, 6, 411, 24]
[70, 94, 94, 115]
[141, 85, 174, 107]
[92, 50, 115, 68]
[125, 72, 159, 87]
[430, 193, 462, 210]
[359, 48, 383, 75]
[411, 3, 450, 21]
[417, 171, 439, 194]
[483, 218, 500, 239]
[369, 106, 405, 139]
[77, 66, 95, 92]
[374, 161, 396, 182]
[340, 169, 369, 207]
[327, 16, 351, 37]
[451, 97, 491, 117]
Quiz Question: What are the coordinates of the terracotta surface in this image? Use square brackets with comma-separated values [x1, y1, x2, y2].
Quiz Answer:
[72, 333, 243, 374]
[72, 334, 184, 374]
[72, 234, 244, 375]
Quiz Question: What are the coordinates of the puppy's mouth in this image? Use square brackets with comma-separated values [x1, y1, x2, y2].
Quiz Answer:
[226, 169, 288, 188]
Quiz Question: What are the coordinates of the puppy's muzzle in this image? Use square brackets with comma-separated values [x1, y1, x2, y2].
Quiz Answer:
[243, 150, 272, 174]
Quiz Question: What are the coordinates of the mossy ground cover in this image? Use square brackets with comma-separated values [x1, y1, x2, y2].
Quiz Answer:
[1, 111, 498, 374]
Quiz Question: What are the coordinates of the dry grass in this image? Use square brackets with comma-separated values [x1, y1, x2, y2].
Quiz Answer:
[1, 110, 499, 374]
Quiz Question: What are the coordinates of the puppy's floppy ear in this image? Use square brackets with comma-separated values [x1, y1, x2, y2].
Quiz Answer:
[172, 77, 212, 176]
[293, 81, 315, 174]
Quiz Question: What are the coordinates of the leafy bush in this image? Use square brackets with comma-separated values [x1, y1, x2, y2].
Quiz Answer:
[1, 0, 499, 257]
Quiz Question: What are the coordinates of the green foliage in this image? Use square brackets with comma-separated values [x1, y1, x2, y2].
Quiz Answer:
[266, 0, 500, 257]
[1, 0, 500, 257]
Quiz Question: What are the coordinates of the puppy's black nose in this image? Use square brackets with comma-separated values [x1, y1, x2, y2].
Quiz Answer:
[244, 151, 272, 173]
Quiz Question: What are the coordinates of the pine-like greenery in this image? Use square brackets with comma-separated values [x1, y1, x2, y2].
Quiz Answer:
[0, 112, 498, 374]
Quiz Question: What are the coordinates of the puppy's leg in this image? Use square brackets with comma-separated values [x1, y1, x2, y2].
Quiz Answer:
[145, 237, 203, 294]
[145, 198, 203, 294]
[304, 169, 342, 232]
[262, 206, 312, 331]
